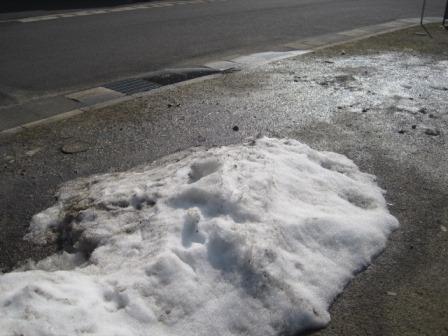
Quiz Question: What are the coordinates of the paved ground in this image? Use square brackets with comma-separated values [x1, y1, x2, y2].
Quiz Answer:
[0, 0, 445, 107]
[2, 18, 441, 133]
[1, 24, 447, 335]
[0, 0, 152, 15]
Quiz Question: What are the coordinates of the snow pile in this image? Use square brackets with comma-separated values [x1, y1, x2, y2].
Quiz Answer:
[0, 137, 398, 336]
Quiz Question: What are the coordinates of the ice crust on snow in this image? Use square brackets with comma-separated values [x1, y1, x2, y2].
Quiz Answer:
[0, 137, 398, 336]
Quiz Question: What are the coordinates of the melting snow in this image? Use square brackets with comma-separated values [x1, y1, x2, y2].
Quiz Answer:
[0, 137, 398, 336]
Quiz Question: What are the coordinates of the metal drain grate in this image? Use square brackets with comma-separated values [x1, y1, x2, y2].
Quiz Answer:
[104, 78, 161, 95]
[145, 68, 220, 86]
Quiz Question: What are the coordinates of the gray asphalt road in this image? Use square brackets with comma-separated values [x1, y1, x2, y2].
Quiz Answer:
[0, 0, 445, 107]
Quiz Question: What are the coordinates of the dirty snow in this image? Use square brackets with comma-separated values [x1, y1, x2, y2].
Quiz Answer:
[317, 53, 448, 120]
[0, 137, 398, 336]
[227, 52, 448, 132]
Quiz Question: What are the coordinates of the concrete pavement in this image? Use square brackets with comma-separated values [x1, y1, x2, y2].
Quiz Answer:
[0, 17, 442, 132]
[0, 0, 446, 120]
[1, 22, 448, 335]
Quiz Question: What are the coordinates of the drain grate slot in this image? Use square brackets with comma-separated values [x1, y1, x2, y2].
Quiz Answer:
[104, 78, 161, 95]
[145, 68, 220, 86]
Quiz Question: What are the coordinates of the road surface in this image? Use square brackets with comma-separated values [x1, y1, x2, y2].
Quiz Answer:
[0, 0, 445, 108]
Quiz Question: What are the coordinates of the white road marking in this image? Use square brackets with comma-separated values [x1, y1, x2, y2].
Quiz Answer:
[17, 0, 228, 23]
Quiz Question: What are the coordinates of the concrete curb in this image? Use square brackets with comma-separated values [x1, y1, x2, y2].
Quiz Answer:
[0, 17, 442, 137]
[0, 73, 223, 136]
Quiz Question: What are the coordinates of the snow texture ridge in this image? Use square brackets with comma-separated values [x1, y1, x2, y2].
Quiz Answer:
[0, 137, 398, 336]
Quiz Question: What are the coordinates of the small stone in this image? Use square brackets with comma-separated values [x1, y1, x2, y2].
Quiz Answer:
[25, 148, 42, 157]
[441, 225, 447, 232]
[197, 135, 206, 142]
[415, 289, 425, 296]
[167, 103, 173, 108]
[418, 107, 427, 114]
[335, 74, 354, 83]
[387, 291, 397, 296]
[431, 86, 448, 91]
[324, 60, 334, 64]
[398, 129, 406, 134]
[245, 137, 257, 146]
[341, 50, 346, 55]
[412, 125, 417, 129]
[424, 128, 440, 136]
[232, 126, 239, 132]
[337, 106, 343, 110]
[362, 108, 369, 113]
[61, 141, 89, 154]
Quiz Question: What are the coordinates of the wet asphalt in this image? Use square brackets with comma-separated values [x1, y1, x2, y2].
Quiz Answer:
[1, 24, 447, 335]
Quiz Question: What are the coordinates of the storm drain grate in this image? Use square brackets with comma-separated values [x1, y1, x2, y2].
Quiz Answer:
[104, 78, 161, 95]
[145, 68, 220, 86]
[103, 68, 222, 96]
